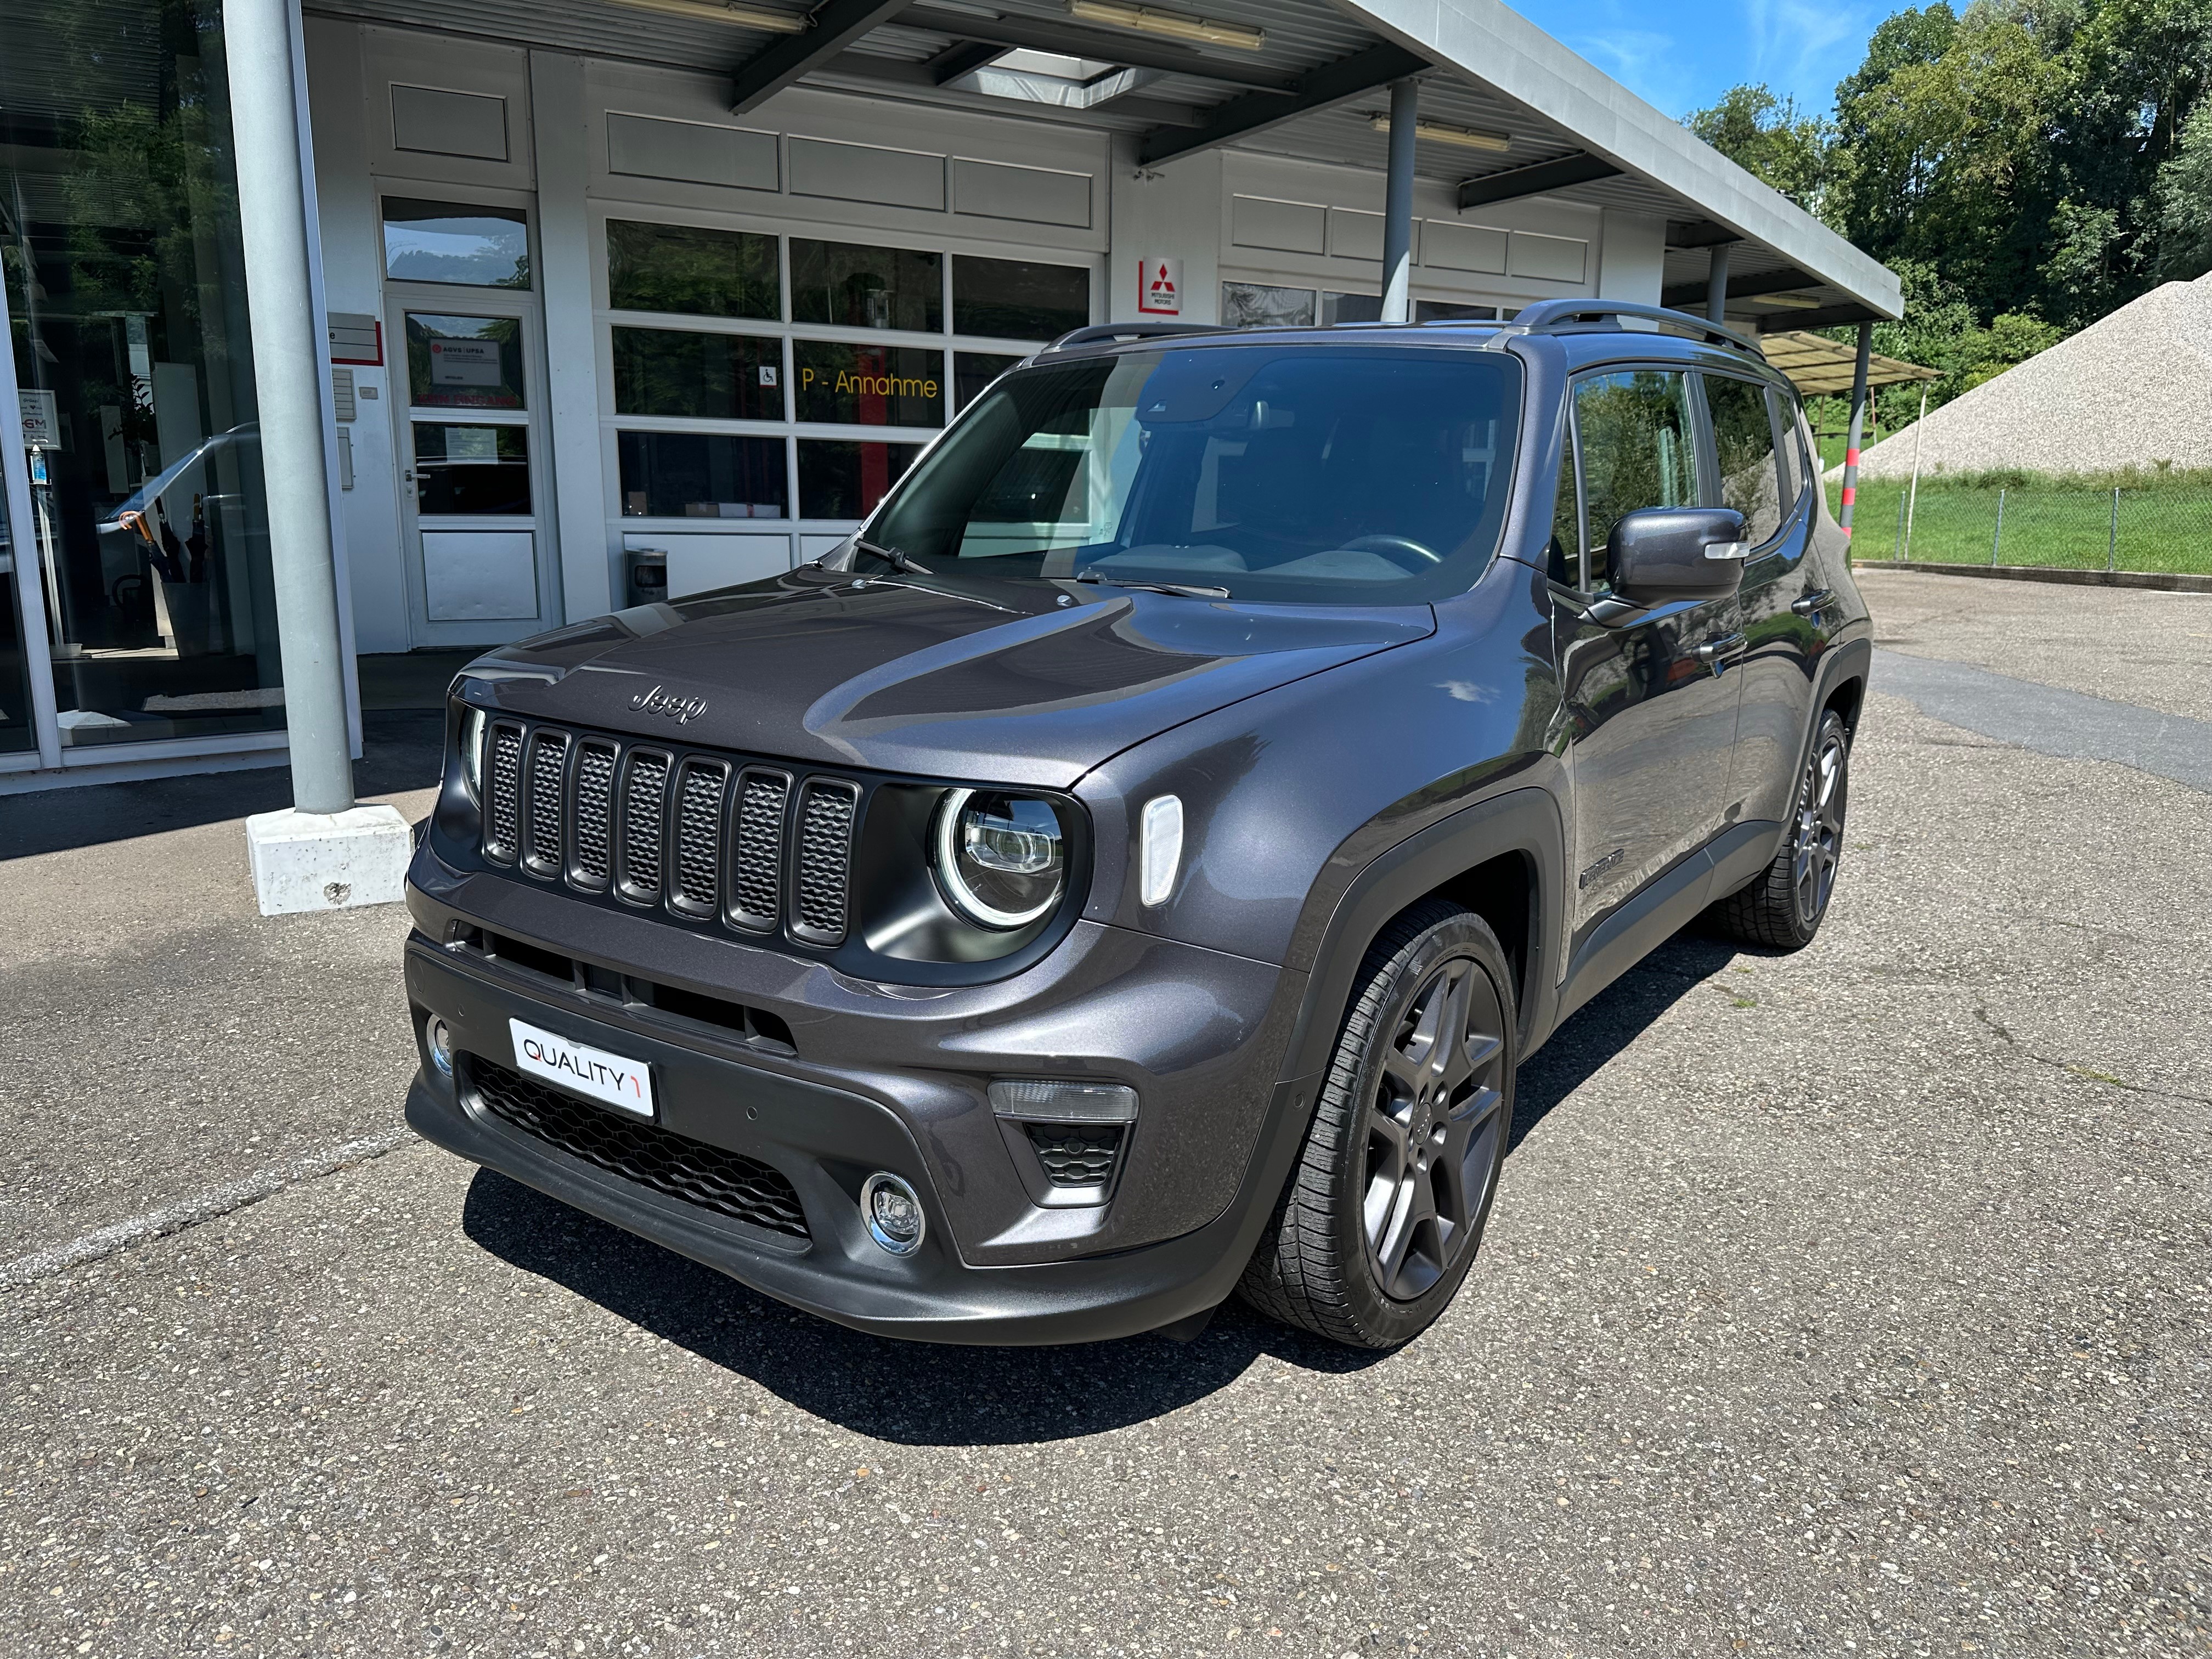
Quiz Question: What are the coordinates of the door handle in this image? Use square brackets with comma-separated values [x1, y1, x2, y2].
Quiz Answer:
[1694, 631, 1746, 664]
[1791, 588, 1835, 618]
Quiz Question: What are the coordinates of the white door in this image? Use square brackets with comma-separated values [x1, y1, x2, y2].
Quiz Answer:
[388, 294, 557, 646]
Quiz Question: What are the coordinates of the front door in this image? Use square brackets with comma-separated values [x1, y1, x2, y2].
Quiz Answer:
[388, 295, 556, 646]
[1551, 367, 1745, 946]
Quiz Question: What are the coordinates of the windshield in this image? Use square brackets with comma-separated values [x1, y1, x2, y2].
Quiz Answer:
[864, 344, 1522, 605]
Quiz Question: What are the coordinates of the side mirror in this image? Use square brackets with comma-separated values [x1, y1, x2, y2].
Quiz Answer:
[1606, 507, 1749, 606]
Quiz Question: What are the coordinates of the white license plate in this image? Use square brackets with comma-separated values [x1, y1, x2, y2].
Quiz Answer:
[509, 1019, 655, 1119]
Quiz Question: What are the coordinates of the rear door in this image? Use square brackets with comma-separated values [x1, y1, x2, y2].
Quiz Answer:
[1704, 372, 1818, 827]
[1551, 366, 1745, 945]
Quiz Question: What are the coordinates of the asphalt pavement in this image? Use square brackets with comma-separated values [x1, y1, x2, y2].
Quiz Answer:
[2, 580, 2208, 1658]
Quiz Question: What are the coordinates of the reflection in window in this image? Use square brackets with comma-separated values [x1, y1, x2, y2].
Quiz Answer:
[405, 314, 526, 410]
[618, 433, 788, 519]
[414, 424, 531, 515]
[955, 351, 1023, 412]
[1222, 283, 1315, 329]
[1571, 370, 1701, 588]
[1, 0, 285, 747]
[791, 240, 941, 331]
[798, 441, 921, 519]
[1705, 375, 1781, 545]
[1415, 300, 1500, 322]
[606, 220, 778, 320]
[1321, 291, 1381, 325]
[794, 342, 944, 426]
[1771, 388, 1807, 511]
[951, 256, 1088, 341]
[383, 197, 531, 288]
[613, 329, 783, 420]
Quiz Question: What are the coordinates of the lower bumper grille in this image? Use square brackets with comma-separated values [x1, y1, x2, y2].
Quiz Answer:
[468, 1057, 809, 1240]
[1027, 1122, 1124, 1188]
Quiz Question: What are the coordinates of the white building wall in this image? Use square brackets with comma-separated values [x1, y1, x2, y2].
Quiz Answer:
[1596, 210, 1667, 307]
[307, 21, 1682, 646]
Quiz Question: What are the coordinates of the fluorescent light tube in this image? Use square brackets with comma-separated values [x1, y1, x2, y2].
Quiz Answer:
[1068, 1, 1265, 51]
[1369, 115, 1511, 154]
[605, 0, 810, 31]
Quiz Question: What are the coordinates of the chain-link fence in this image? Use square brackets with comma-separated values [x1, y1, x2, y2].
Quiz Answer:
[1831, 472, 2212, 576]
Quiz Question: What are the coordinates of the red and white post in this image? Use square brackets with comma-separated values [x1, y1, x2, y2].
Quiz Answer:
[1837, 321, 1872, 538]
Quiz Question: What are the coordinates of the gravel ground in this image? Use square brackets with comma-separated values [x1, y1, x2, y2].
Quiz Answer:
[1858, 565, 2212, 724]
[2, 617, 2208, 1657]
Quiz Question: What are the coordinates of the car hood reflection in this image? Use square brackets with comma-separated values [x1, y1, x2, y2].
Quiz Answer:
[467, 571, 1436, 787]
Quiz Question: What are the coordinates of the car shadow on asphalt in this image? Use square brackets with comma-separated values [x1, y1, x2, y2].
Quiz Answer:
[459, 929, 1744, 1446]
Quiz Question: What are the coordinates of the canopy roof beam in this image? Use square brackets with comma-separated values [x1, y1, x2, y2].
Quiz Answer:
[1455, 150, 1621, 211]
[733, 0, 911, 115]
[1136, 42, 1429, 167]
[1662, 264, 1822, 311]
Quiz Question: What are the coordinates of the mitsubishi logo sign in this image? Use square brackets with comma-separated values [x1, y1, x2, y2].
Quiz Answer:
[1138, 257, 1182, 317]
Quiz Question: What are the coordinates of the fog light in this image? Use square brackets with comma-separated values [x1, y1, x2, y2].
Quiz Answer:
[425, 1016, 454, 1077]
[860, 1172, 925, 1255]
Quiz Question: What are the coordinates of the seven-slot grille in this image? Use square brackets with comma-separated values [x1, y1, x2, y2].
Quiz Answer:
[480, 720, 856, 950]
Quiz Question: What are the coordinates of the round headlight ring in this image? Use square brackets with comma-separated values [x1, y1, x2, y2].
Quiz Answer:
[932, 787, 1065, 931]
[459, 705, 487, 804]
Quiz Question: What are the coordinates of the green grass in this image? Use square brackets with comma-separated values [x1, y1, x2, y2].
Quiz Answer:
[1826, 468, 2212, 575]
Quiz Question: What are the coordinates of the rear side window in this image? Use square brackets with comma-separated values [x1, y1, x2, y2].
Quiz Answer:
[1705, 374, 1782, 546]
[1770, 387, 1808, 511]
[1568, 369, 1701, 591]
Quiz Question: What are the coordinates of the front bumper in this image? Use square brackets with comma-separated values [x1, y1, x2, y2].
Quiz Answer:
[402, 878, 1319, 1344]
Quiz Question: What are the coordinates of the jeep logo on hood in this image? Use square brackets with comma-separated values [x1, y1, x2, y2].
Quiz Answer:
[629, 684, 708, 724]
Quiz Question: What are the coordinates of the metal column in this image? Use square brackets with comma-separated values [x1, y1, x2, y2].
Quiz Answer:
[223, 0, 354, 814]
[1705, 242, 1731, 325]
[1380, 80, 1418, 324]
[1837, 321, 1872, 539]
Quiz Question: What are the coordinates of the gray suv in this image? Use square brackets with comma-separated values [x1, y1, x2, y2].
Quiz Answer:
[403, 301, 1867, 1351]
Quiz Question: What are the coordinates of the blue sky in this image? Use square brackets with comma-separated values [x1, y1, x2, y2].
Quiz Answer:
[1503, 0, 1897, 121]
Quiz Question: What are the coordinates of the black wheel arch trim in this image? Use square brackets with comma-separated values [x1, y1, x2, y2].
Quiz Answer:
[1277, 786, 1567, 1086]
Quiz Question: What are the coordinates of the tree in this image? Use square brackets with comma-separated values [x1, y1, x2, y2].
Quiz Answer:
[1685, 84, 1833, 211]
[2150, 101, 2212, 279]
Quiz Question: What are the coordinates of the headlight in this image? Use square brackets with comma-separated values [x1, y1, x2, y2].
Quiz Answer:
[932, 788, 1065, 930]
[459, 706, 486, 802]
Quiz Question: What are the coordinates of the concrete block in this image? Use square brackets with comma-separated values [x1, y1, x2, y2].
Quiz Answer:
[245, 804, 413, 917]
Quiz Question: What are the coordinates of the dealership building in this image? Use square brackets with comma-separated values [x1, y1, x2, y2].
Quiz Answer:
[0, 0, 1899, 803]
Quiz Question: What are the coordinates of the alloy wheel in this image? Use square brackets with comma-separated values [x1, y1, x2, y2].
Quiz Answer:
[1792, 727, 1848, 926]
[1361, 956, 1509, 1302]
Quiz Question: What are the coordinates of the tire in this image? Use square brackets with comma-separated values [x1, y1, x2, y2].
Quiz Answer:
[1708, 708, 1851, 951]
[1238, 899, 1516, 1350]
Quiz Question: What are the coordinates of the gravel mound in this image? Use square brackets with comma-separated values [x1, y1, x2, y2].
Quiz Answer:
[1848, 269, 2212, 479]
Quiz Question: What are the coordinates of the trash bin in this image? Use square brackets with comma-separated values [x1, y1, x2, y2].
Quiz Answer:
[627, 548, 668, 609]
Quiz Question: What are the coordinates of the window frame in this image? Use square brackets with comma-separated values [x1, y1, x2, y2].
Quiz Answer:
[590, 205, 1100, 532]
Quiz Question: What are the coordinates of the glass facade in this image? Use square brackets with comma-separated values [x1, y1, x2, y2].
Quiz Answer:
[2, 0, 283, 749]
[602, 223, 1092, 535]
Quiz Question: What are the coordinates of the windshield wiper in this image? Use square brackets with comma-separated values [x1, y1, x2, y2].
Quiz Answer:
[1075, 572, 1231, 599]
[853, 537, 932, 575]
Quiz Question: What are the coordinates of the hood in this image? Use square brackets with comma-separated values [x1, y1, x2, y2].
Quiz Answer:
[464, 570, 1434, 788]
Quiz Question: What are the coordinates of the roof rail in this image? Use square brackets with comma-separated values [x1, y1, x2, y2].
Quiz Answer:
[1506, 299, 1765, 357]
[1043, 321, 1226, 353]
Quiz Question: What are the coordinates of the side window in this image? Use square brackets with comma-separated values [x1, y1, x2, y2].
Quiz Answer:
[1572, 370, 1701, 592]
[1545, 421, 1580, 588]
[1769, 386, 1807, 514]
[1704, 374, 1782, 546]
